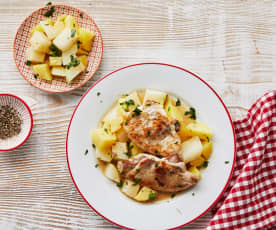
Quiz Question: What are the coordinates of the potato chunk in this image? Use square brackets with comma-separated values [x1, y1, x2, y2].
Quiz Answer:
[190, 156, 205, 167]
[104, 117, 123, 133]
[129, 142, 143, 156]
[27, 48, 45, 63]
[78, 28, 95, 51]
[49, 57, 62, 66]
[183, 122, 212, 141]
[202, 141, 213, 160]
[134, 187, 157, 202]
[32, 63, 52, 81]
[30, 31, 51, 53]
[40, 21, 58, 40]
[30, 24, 44, 36]
[112, 142, 129, 160]
[122, 180, 140, 198]
[181, 136, 203, 163]
[91, 128, 116, 151]
[143, 89, 167, 105]
[51, 67, 66, 77]
[96, 149, 112, 162]
[53, 27, 79, 52]
[104, 163, 120, 183]
[78, 55, 88, 69]
[65, 62, 84, 83]
[62, 44, 78, 66]
[64, 15, 79, 31]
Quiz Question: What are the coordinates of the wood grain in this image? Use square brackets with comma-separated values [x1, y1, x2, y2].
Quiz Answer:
[0, 0, 275, 229]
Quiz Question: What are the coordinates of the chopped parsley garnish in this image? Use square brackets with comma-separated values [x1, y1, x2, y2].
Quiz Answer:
[225, 161, 230, 164]
[167, 106, 171, 112]
[192, 192, 195, 196]
[44, 6, 55, 17]
[79, 13, 83, 18]
[94, 163, 99, 168]
[33, 74, 38, 79]
[149, 190, 156, 200]
[85, 71, 89, 73]
[25, 60, 32, 66]
[97, 92, 101, 96]
[125, 181, 128, 185]
[124, 152, 131, 158]
[132, 107, 142, 117]
[129, 144, 134, 149]
[120, 99, 135, 106]
[85, 149, 88, 155]
[117, 180, 123, 188]
[147, 130, 150, 136]
[49, 44, 62, 57]
[92, 144, 96, 149]
[174, 121, 180, 132]
[77, 40, 82, 49]
[133, 178, 141, 186]
[71, 29, 76, 38]
[202, 161, 209, 168]
[206, 136, 210, 142]
[174, 141, 178, 144]
[155, 162, 159, 167]
[146, 103, 151, 106]
[177, 184, 183, 188]
[104, 128, 108, 133]
[176, 98, 181, 106]
[46, 1, 52, 5]
[124, 119, 129, 125]
[154, 150, 158, 154]
[136, 168, 140, 172]
[185, 107, 196, 120]
[171, 193, 175, 198]
[66, 55, 80, 69]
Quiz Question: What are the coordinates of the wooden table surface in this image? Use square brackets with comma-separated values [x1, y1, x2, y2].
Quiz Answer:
[0, 0, 274, 229]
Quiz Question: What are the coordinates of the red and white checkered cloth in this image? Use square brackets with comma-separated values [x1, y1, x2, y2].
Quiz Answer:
[206, 90, 276, 230]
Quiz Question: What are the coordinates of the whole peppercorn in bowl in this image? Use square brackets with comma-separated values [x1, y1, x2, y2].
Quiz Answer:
[0, 94, 33, 151]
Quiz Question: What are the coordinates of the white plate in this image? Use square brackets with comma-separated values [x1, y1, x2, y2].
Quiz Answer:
[66, 63, 236, 230]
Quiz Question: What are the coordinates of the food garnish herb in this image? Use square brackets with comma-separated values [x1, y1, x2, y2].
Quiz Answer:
[77, 40, 82, 49]
[66, 55, 80, 69]
[149, 190, 156, 200]
[84, 149, 88, 155]
[44, 6, 55, 17]
[154, 150, 158, 154]
[104, 128, 108, 133]
[147, 130, 150, 136]
[124, 119, 129, 125]
[132, 107, 142, 117]
[49, 44, 62, 57]
[25, 60, 32, 66]
[133, 178, 141, 186]
[0, 105, 22, 139]
[155, 162, 159, 167]
[95, 163, 99, 168]
[185, 107, 196, 120]
[136, 168, 140, 172]
[129, 144, 133, 149]
[120, 99, 135, 106]
[192, 192, 195, 196]
[79, 13, 83, 18]
[146, 103, 151, 106]
[168, 106, 171, 112]
[92, 143, 96, 149]
[33, 74, 38, 79]
[46, 1, 52, 5]
[71, 29, 76, 38]
[176, 98, 181, 106]
[117, 180, 123, 188]
[177, 184, 183, 188]
[125, 181, 128, 185]
[171, 193, 175, 198]
[124, 152, 131, 158]
[202, 161, 209, 168]
[97, 92, 101, 96]
[174, 141, 178, 144]
[225, 161, 230, 164]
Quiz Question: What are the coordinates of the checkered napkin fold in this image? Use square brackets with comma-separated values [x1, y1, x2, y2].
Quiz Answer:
[206, 90, 276, 230]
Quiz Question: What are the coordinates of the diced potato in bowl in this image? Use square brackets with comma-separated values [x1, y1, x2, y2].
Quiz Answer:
[25, 14, 95, 84]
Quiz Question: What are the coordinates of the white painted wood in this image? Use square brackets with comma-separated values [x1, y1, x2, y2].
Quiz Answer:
[0, 0, 275, 229]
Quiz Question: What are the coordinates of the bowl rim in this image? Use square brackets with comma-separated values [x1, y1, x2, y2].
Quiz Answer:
[66, 62, 237, 229]
[0, 93, 33, 151]
[13, 4, 103, 93]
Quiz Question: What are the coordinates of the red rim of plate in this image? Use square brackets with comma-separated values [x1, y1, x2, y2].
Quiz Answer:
[13, 4, 103, 93]
[0, 93, 33, 151]
[66, 63, 237, 230]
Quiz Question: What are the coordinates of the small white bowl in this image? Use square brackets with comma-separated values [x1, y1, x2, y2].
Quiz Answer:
[0, 94, 33, 151]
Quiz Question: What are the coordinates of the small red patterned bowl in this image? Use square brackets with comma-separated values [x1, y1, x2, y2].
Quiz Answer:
[13, 4, 103, 93]
[0, 94, 33, 151]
